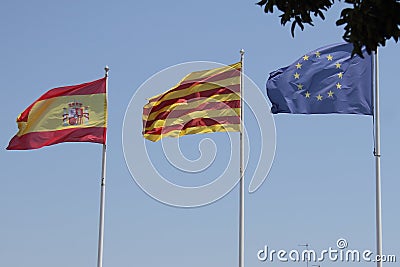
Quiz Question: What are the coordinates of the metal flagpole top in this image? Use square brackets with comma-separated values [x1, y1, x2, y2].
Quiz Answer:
[104, 65, 109, 77]
[240, 49, 245, 55]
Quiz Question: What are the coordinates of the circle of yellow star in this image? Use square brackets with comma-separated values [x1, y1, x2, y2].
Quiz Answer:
[338, 72, 343, 79]
[296, 63, 302, 69]
[336, 82, 342, 89]
[303, 55, 309, 61]
[316, 94, 323, 101]
[335, 62, 341, 68]
[294, 72, 300, 79]
[328, 90, 334, 97]
[305, 91, 311, 98]
[315, 51, 321, 57]
[297, 83, 303, 90]
[327, 54, 333, 61]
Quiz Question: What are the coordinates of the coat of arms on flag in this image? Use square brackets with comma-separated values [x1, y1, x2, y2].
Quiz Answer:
[63, 101, 90, 126]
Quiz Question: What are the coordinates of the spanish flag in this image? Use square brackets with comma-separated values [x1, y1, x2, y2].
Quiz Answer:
[7, 78, 107, 150]
[143, 62, 241, 142]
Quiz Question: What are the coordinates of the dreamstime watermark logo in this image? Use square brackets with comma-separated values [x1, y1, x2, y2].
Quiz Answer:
[122, 61, 276, 207]
[257, 238, 397, 263]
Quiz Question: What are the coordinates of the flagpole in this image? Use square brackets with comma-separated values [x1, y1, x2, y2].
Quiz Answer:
[239, 49, 245, 267]
[97, 66, 109, 267]
[373, 51, 383, 267]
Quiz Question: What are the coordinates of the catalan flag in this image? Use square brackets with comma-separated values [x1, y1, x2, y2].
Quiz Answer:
[143, 62, 241, 142]
[7, 78, 107, 150]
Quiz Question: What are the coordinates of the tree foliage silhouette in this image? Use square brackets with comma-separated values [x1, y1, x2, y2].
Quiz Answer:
[257, 0, 400, 56]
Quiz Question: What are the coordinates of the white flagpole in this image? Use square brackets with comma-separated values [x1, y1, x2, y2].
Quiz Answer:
[373, 51, 383, 267]
[97, 66, 109, 267]
[239, 49, 245, 267]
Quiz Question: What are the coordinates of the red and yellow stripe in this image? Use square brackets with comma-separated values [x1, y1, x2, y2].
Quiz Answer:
[143, 62, 241, 142]
[7, 77, 107, 150]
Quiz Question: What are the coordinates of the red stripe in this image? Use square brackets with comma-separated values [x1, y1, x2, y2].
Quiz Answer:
[143, 116, 240, 136]
[18, 78, 106, 122]
[149, 68, 241, 103]
[144, 100, 240, 129]
[144, 84, 240, 115]
[6, 127, 106, 150]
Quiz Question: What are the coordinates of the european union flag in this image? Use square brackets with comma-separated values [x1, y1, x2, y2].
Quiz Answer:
[266, 43, 373, 115]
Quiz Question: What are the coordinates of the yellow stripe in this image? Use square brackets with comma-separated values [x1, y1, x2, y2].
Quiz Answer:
[143, 93, 240, 121]
[144, 108, 240, 131]
[178, 62, 241, 85]
[17, 94, 107, 136]
[143, 124, 240, 142]
[146, 76, 240, 108]
[147, 62, 241, 102]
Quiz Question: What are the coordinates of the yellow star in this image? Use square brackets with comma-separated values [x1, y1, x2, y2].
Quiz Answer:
[315, 51, 321, 57]
[328, 90, 334, 97]
[335, 62, 341, 68]
[338, 72, 343, 79]
[297, 83, 303, 90]
[327, 54, 333, 61]
[305, 91, 311, 98]
[336, 82, 342, 89]
[303, 55, 309, 61]
[296, 63, 302, 69]
[316, 94, 323, 101]
[294, 72, 300, 79]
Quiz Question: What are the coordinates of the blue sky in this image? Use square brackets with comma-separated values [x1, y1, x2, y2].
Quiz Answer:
[1, 1, 399, 267]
